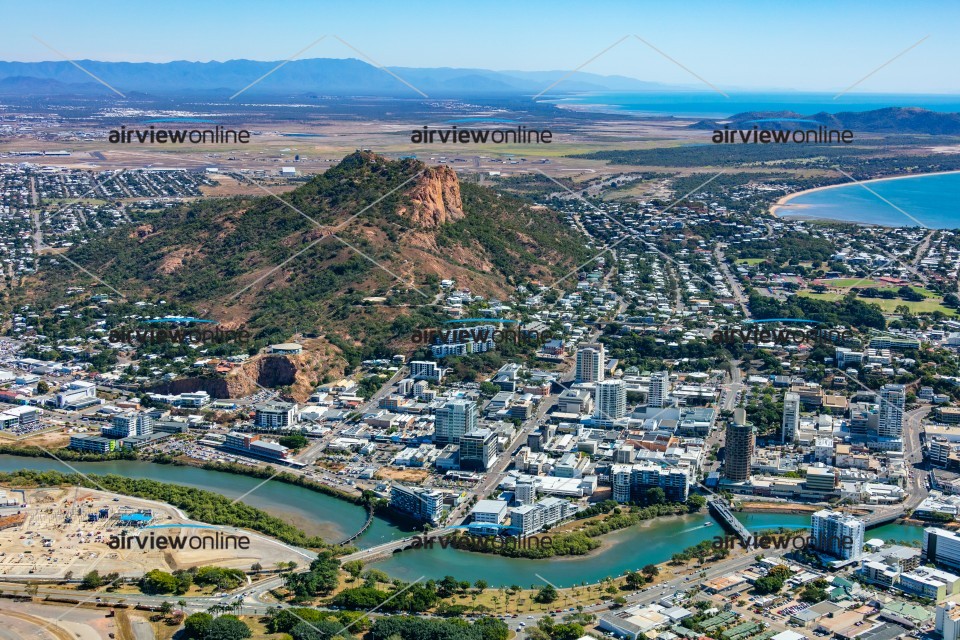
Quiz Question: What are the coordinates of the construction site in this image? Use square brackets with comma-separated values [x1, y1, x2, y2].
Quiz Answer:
[0, 486, 307, 580]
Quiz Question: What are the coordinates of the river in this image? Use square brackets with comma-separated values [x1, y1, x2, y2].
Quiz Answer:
[0, 455, 926, 586]
[0, 455, 411, 546]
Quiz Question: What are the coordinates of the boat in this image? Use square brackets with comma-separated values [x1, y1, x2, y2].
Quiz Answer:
[703, 522, 713, 527]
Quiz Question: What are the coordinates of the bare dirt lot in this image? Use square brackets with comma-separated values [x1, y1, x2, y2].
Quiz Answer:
[0, 487, 310, 579]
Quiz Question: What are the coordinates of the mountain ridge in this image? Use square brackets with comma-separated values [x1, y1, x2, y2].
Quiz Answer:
[0, 58, 676, 97]
[689, 107, 960, 134]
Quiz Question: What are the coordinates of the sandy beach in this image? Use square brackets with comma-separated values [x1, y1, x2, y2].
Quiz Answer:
[769, 169, 960, 218]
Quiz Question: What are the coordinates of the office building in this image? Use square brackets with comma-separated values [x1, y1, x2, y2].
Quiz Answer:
[594, 379, 626, 423]
[471, 499, 509, 524]
[459, 428, 497, 471]
[575, 343, 605, 383]
[810, 509, 864, 561]
[724, 408, 755, 482]
[254, 401, 298, 428]
[782, 392, 800, 443]
[222, 431, 290, 461]
[899, 567, 960, 602]
[0, 405, 41, 430]
[804, 464, 839, 494]
[868, 335, 921, 351]
[648, 371, 669, 408]
[434, 399, 477, 446]
[390, 485, 442, 525]
[878, 384, 905, 438]
[102, 411, 153, 439]
[176, 392, 210, 408]
[926, 528, 960, 573]
[55, 380, 98, 410]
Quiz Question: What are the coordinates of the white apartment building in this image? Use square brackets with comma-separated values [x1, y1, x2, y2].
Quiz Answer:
[782, 391, 800, 443]
[811, 509, 864, 561]
[575, 343, 605, 384]
[594, 379, 626, 423]
[648, 371, 669, 408]
[878, 384, 905, 438]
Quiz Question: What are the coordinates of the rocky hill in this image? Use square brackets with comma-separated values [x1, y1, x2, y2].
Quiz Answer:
[690, 107, 960, 134]
[21, 152, 590, 374]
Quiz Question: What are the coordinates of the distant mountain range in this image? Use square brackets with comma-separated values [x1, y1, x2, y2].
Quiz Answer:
[691, 107, 960, 135]
[0, 57, 676, 97]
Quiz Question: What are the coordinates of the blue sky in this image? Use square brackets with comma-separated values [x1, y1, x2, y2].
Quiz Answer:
[6, 0, 958, 93]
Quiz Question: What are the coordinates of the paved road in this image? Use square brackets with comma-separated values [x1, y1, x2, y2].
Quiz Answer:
[903, 405, 931, 511]
[714, 244, 750, 317]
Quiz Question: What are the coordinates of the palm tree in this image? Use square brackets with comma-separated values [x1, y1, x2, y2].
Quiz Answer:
[177, 599, 187, 613]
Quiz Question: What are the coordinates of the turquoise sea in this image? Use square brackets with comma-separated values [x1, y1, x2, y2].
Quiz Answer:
[541, 91, 960, 119]
[777, 172, 960, 229]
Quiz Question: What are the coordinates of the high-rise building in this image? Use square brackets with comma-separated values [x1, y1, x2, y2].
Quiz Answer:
[459, 428, 497, 471]
[647, 371, 670, 408]
[575, 343, 605, 384]
[878, 383, 906, 438]
[102, 412, 153, 439]
[810, 509, 864, 560]
[434, 399, 477, 446]
[724, 408, 754, 482]
[648, 371, 669, 408]
[925, 528, 960, 572]
[594, 379, 626, 423]
[782, 392, 800, 443]
[937, 601, 960, 640]
[611, 464, 632, 503]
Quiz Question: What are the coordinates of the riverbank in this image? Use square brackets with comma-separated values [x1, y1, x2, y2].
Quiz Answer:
[0, 486, 313, 579]
[0, 455, 403, 546]
[0, 442, 366, 507]
[738, 502, 822, 514]
[0, 468, 339, 552]
[769, 169, 960, 220]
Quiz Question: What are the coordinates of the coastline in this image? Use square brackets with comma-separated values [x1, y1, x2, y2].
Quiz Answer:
[770, 169, 960, 219]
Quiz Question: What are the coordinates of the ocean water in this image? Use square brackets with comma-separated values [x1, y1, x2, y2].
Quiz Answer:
[778, 172, 960, 229]
[542, 91, 960, 119]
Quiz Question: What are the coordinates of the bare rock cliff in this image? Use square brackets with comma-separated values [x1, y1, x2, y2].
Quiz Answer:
[398, 165, 464, 227]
